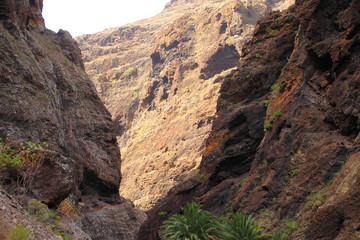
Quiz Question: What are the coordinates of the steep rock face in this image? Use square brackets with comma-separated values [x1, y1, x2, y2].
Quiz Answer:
[0, 0, 145, 239]
[0, 0, 120, 205]
[77, 0, 294, 210]
[138, 0, 359, 239]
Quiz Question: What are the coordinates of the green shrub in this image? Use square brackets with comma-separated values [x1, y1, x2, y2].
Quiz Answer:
[124, 67, 135, 74]
[221, 213, 266, 240]
[27, 200, 61, 233]
[159, 203, 222, 240]
[271, 82, 280, 91]
[264, 122, 273, 132]
[263, 100, 271, 107]
[0, 139, 48, 192]
[274, 110, 282, 117]
[270, 219, 298, 240]
[158, 211, 168, 217]
[239, 178, 248, 192]
[281, 219, 298, 233]
[8, 225, 32, 240]
[27, 200, 73, 239]
[270, 229, 289, 240]
[305, 192, 326, 210]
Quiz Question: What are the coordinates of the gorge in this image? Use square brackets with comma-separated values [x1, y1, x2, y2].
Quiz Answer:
[0, 0, 359, 240]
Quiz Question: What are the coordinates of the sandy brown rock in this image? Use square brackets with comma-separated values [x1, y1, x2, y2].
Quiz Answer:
[138, 0, 359, 238]
[77, 0, 294, 210]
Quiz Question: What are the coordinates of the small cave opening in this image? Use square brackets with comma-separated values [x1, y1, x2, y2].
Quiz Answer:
[80, 169, 119, 201]
[229, 114, 247, 130]
[162, 76, 169, 84]
[209, 155, 252, 186]
[308, 50, 333, 72]
[219, 22, 228, 34]
[200, 44, 240, 80]
[150, 51, 163, 65]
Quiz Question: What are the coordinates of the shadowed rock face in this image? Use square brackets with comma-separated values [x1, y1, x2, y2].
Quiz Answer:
[0, 0, 146, 239]
[0, 0, 120, 205]
[138, 0, 360, 239]
[77, 0, 294, 210]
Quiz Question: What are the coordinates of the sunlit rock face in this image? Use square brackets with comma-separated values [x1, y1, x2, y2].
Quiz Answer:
[77, 0, 294, 210]
[138, 0, 360, 238]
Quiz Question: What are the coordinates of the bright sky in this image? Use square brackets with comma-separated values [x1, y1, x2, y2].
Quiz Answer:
[42, 0, 170, 37]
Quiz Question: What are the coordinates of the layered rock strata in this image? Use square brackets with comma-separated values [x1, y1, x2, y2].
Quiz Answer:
[138, 0, 360, 239]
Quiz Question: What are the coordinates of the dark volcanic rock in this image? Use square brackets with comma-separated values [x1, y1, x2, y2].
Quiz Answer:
[0, 0, 146, 239]
[0, 0, 120, 206]
[80, 200, 146, 240]
[138, 0, 360, 239]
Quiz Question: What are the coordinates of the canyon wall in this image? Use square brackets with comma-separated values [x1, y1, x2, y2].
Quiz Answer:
[0, 0, 145, 239]
[77, 0, 294, 210]
[138, 0, 360, 239]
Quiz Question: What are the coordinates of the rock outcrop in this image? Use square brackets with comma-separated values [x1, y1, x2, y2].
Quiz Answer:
[138, 0, 360, 239]
[0, 0, 145, 239]
[77, 0, 294, 210]
[0, 187, 61, 240]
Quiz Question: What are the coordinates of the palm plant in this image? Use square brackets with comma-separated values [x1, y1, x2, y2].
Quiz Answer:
[221, 213, 265, 240]
[159, 202, 222, 240]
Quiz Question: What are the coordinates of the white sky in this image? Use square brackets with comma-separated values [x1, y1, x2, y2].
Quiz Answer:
[42, 0, 170, 37]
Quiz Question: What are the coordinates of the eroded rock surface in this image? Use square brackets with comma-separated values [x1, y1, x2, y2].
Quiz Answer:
[0, 0, 120, 204]
[77, 0, 294, 210]
[80, 200, 147, 240]
[0, 0, 145, 239]
[138, 0, 360, 239]
[0, 188, 61, 239]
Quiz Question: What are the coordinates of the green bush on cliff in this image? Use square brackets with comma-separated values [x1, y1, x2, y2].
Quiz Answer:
[159, 203, 265, 240]
[159, 203, 222, 240]
[27, 200, 62, 234]
[7, 225, 32, 240]
[27, 200, 73, 240]
[221, 213, 266, 240]
[0, 139, 48, 192]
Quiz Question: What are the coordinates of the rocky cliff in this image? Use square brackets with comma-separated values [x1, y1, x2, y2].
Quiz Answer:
[0, 0, 145, 239]
[77, 0, 294, 210]
[138, 0, 360, 239]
